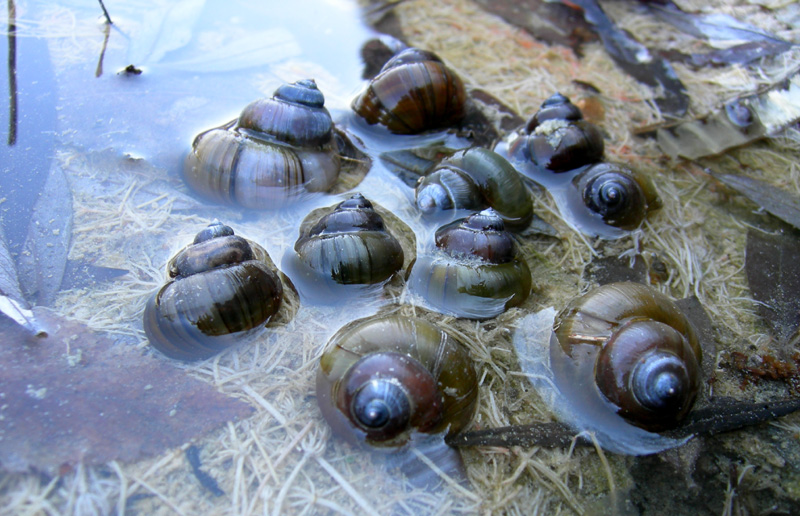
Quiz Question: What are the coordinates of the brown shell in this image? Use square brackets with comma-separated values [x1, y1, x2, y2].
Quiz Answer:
[143, 222, 283, 361]
[316, 315, 479, 448]
[352, 48, 467, 134]
[553, 282, 701, 431]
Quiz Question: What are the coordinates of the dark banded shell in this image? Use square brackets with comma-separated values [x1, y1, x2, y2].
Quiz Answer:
[352, 48, 467, 134]
[143, 221, 283, 361]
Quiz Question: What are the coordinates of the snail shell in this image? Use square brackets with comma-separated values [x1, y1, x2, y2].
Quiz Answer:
[508, 93, 604, 177]
[294, 193, 405, 285]
[552, 282, 701, 432]
[406, 209, 532, 319]
[352, 48, 467, 134]
[571, 162, 661, 231]
[143, 221, 283, 361]
[415, 147, 534, 231]
[184, 79, 342, 209]
[317, 314, 479, 448]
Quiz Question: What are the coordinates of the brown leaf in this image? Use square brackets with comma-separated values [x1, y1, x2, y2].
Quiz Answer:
[745, 228, 800, 342]
[714, 173, 800, 231]
[0, 309, 253, 474]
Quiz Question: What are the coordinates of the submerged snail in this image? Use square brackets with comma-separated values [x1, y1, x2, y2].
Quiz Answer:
[293, 193, 404, 286]
[352, 48, 467, 134]
[317, 315, 479, 448]
[184, 79, 344, 209]
[569, 162, 661, 232]
[508, 93, 604, 177]
[406, 209, 531, 320]
[551, 282, 701, 438]
[143, 221, 283, 361]
[415, 147, 534, 231]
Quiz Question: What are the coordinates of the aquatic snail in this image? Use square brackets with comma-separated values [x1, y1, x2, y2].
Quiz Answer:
[414, 147, 534, 231]
[552, 282, 702, 433]
[568, 162, 661, 232]
[508, 93, 604, 176]
[352, 47, 467, 134]
[316, 314, 479, 448]
[184, 79, 351, 209]
[406, 208, 532, 320]
[293, 193, 405, 287]
[143, 221, 283, 361]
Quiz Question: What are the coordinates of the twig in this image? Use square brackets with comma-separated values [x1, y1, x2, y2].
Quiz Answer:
[97, 0, 113, 24]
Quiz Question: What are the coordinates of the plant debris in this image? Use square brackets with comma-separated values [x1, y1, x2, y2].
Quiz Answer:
[0, 309, 253, 475]
[714, 173, 800, 231]
[745, 228, 800, 342]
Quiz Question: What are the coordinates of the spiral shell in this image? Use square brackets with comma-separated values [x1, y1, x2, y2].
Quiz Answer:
[552, 282, 701, 432]
[572, 162, 661, 231]
[293, 193, 404, 285]
[406, 209, 532, 319]
[143, 221, 283, 361]
[352, 48, 467, 134]
[316, 315, 479, 448]
[415, 148, 534, 231]
[183, 79, 343, 209]
[509, 93, 604, 176]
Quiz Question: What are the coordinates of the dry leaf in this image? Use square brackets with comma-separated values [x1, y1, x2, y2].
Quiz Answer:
[745, 228, 800, 342]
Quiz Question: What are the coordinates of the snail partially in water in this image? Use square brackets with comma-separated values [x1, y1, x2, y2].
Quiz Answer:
[567, 162, 661, 233]
[552, 282, 701, 433]
[352, 48, 467, 134]
[317, 314, 479, 448]
[507, 93, 604, 178]
[143, 221, 283, 361]
[406, 209, 531, 320]
[184, 79, 346, 209]
[414, 147, 534, 231]
[454, 282, 800, 454]
[292, 193, 404, 287]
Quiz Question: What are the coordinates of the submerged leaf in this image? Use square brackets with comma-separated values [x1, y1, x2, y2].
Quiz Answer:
[713, 173, 800, 231]
[745, 228, 800, 342]
[0, 227, 45, 336]
[0, 309, 253, 474]
[17, 163, 73, 306]
[127, 0, 206, 66]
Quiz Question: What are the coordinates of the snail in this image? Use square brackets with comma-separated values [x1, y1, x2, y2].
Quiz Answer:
[414, 147, 534, 231]
[143, 221, 283, 361]
[316, 314, 479, 448]
[567, 162, 661, 233]
[352, 47, 467, 135]
[292, 193, 405, 288]
[406, 208, 531, 320]
[552, 282, 702, 433]
[507, 93, 604, 178]
[183, 79, 344, 209]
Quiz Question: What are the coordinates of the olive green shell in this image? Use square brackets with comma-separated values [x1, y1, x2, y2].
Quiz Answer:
[415, 147, 534, 231]
[316, 315, 479, 448]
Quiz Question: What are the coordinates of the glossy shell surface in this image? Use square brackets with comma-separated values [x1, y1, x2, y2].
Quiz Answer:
[552, 282, 701, 433]
[415, 147, 533, 230]
[183, 79, 342, 209]
[352, 48, 467, 134]
[316, 315, 479, 448]
[571, 162, 661, 231]
[143, 222, 283, 361]
[406, 209, 531, 319]
[293, 194, 404, 285]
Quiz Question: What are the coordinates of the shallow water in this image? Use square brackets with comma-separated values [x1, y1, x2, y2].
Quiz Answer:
[1, 0, 799, 515]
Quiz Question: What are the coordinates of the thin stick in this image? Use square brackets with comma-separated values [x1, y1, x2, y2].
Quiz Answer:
[97, 0, 113, 24]
[7, 0, 17, 146]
